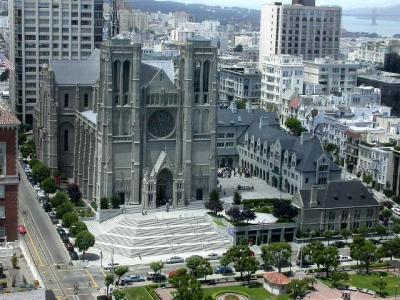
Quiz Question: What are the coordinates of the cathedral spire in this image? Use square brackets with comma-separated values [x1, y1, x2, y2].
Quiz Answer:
[108, 0, 119, 38]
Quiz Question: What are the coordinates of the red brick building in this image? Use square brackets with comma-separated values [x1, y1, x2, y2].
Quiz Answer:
[0, 108, 20, 241]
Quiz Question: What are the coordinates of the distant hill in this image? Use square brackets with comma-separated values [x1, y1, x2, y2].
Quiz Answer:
[127, 0, 261, 26]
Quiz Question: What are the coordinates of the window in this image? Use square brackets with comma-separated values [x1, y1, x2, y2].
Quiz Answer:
[367, 209, 374, 218]
[64, 94, 69, 107]
[0, 143, 5, 176]
[84, 93, 89, 107]
[217, 142, 224, 148]
[0, 186, 4, 198]
[0, 206, 4, 218]
[305, 177, 309, 184]
[318, 177, 327, 184]
[227, 133, 235, 138]
[218, 133, 225, 139]
[63, 130, 69, 151]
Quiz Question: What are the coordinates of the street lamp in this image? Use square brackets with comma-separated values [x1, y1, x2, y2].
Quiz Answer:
[395, 284, 398, 300]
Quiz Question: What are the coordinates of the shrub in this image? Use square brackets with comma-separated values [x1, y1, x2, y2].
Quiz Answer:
[32, 164, 50, 184]
[67, 183, 82, 203]
[41, 177, 57, 194]
[110, 196, 122, 209]
[50, 191, 69, 208]
[90, 201, 98, 210]
[100, 197, 109, 209]
[28, 159, 41, 169]
[62, 212, 79, 228]
[56, 201, 74, 219]
[70, 221, 88, 236]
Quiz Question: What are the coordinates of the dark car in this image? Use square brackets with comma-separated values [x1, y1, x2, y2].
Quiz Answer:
[65, 242, 75, 252]
[332, 241, 347, 248]
[43, 202, 52, 212]
[214, 266, 233, 274]
[69, 251, 79, 260]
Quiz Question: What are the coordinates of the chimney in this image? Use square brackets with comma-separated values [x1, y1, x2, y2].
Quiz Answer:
[259, 117, 269, 129]
[246, 101, 253, 113]
[309, 186, 319, 208]
[230, 101, 237, 114]
[300, 131, 312, 145]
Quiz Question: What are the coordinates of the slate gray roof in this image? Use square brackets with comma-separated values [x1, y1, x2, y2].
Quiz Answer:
[52, 59, 100, 85]
[140, 63, 159, 86]
[300, 181, 379, 209]
[217, 109, 279, 127]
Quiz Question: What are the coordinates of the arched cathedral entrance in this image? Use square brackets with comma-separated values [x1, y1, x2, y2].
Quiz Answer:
[156, 169, 173, 207]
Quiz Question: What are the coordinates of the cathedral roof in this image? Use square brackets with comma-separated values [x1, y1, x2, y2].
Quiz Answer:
[51, 58, 100, 85]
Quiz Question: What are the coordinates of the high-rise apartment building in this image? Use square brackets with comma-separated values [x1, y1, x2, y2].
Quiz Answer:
[9, 0, 104, 124]
[259, 2, 341, 65]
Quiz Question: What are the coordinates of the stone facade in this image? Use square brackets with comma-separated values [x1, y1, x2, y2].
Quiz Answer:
[34, 37, 217, 208]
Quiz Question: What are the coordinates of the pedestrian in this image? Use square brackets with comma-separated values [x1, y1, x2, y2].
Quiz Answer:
[88, 281, 92, 288]
[138, 253, 142, 260]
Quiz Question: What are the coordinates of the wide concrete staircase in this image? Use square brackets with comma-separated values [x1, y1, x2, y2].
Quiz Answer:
[93, 214, 231, 258]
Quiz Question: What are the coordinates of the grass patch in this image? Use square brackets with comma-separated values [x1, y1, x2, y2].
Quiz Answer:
[347, 273, 400, 296]
[254, 206, 273, 214]
[125, 287, 155, 300]
[203, 285, 289, 300]
[213, 219, 226, 227]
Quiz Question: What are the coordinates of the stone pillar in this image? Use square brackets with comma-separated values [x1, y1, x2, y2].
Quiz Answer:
[87, 130, 95, 201]
[73, 119, 81, 182]
[131, 44, 142, 205]
[82, 126, 89, 197]
[77, 124, 85, 189]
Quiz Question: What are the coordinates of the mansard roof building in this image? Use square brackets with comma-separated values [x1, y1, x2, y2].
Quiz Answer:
[217, 105, 342, 195]
[34, 37, 218, 208]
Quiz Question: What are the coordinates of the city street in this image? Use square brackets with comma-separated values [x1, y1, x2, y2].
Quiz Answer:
[19, 166, 105, 300]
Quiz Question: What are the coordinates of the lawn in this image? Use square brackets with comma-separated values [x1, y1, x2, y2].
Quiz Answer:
[203, 285, 290, 300]
[213, 219, 226, 227]
[125, 287, 154, 300]
[348, 273, 400, 296]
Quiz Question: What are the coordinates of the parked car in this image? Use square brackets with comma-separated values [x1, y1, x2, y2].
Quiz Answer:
[121, 274, 145, 284]
[33, 185, 41, 192]
[65, 241, 75, 252]
[392, 207, 400, 216]
[42, 202, 52, 212]
[166, 256, 184, 264]
[104, 263, 120, 270]
[331, 241, 347, 248]
[214, 266, 233, 274]
[69, 251, 79, 260]
[206, 253, 220, 261]
[146, 272, 166, 281]
[338, 255, 352, 262]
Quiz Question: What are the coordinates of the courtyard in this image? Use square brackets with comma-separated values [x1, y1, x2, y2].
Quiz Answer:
[218, 176, 292, 204]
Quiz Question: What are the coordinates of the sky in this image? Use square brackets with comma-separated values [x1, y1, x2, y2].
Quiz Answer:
[169, 0, 400, 10]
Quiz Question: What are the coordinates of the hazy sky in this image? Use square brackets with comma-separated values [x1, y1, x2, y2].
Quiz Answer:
[170, 0, 400, 9]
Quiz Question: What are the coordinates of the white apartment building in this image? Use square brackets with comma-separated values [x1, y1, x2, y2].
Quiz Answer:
[350, 40, 400, 66]
[170, 28, 195, 42]
[260, 55, 303, 124]
[303, 58, 360, 95]
[259, 1, 341, 65]
[358, 142, 394, 192]
[9, 0, 103, 124]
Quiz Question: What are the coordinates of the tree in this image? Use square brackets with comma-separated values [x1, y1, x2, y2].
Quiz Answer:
[363, 173, 373, 185]
[104, 273, 114, 297]
[67, 183, 82, 203]
[237, 100, 246, 109]
[50, 191, 69, 208]
[359, 240, 377, 274]
[225, 245, 253, 279]
[242, 209, 256, 224]
[114, 266, 129, 285]
[150, 261, 164, 282]
[226, 206, 244, 224]
[186, 255, 203, 277]
[323, 231, 335, 245]
[376, 224, 388, 239]
[233, 190, 242, 205]
[341, 229, 352, 243]
[28, 159, 41, 169]
[383, 189, 395, 198]
[392, 224, 400, 235]
[196, 259, 213, 281]
[359, 226, 370, 236]
[21, 141, 35, 158]
[70, 221, 88, 236]
[325, 143, 338, 154]
[110, 196, 122, 209]
[381, 209, 393, 222]
[379, 238, 400, 259]
[350, 236, 366, 266]
[41, 177, 57, 194]
[261, 242, 292, 273]
[372, 277, 387, 297]
[32, 164, 50, 184]
[62, 212, 79, 228]
[330, 271, 349, 288]
[315, 246, 339, 277]
[242, 256, 259, 285]
[234, 44, 243, 52]
[287, 278, 313, 299]
[303, 241, 324, 269]
[169, 274, 203, 300]
[219, 254, 231, 273]
[285, 117, 306, 136]
[75, 230, 95, 260]
[272, 200, 297, 221]
[100, 197, 109, 209]
[112, 289, 126, 300]
[205, 190, 224, 215]
[55, 201, 74, 219]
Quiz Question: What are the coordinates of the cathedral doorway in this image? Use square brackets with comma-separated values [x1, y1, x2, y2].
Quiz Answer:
[156, 169, 173, 207]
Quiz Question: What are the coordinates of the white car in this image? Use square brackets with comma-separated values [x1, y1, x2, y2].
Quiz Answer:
[338, 255, 352, 262]
[206, 253, 220, 260]
[166, 256, 184, 264]
[392, 208, 400, 216]
[33, 185, 41, 192]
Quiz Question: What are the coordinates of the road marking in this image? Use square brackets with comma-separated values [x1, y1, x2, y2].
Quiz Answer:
[85, 269, 98, 288]
[24, 223, 45, 267]
[100, 269, 107, 278]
